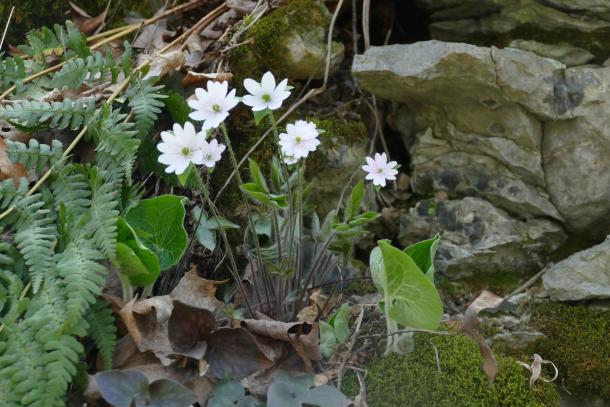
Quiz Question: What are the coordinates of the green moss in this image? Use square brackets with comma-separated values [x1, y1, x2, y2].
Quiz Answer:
[343, 335, 559, 407]
[229, 0, 331, 84]
[343, 279, 377, 296]
[439, 270, 521, 300]
[529, 302, 610, 400]
[0, 0, 154, 46]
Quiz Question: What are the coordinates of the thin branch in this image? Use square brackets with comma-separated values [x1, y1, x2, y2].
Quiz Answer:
[0, 6, 15, 51]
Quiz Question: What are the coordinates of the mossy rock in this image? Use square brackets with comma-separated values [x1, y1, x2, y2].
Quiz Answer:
[529, 302, 610, 401]
[305, 117, 368, 215]
[229, 0, 344, 83]
[0, 0, 157, 46]
[343, 335, 560, 407]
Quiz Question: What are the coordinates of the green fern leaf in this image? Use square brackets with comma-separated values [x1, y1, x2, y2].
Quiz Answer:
[7, 139, 63, 172]
[0, 178, 29, 209]
[0, 98, 95, 131]
[0, 55, 26, 92]
[86, 299, 117, 369]
[126, 77, 167, 137]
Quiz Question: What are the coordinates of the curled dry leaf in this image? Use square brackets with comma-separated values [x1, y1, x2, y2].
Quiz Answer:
[242, 319, 322, 363]
[461, 290, 504, 380]
[140, 50, 186, 80]
[67, 1, 108, 35]
[118, 270, 223, 365]
[517, 354, 559, 388]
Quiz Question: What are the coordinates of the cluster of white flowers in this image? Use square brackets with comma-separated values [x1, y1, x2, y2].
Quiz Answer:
[157, 71, 398, 187]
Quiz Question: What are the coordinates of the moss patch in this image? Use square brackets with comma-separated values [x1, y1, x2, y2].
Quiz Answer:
[343, 335, 559, 407]
[529, 302, 610, 400]
[229, 0, 332, 84]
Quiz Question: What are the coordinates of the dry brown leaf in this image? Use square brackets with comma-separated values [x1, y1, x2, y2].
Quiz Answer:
[181, 71, 233, 87]
[118, 270, 224, 365]
[242, 319, 322, 362]
[517, 354, 559, 387]
[0, 120, 30, 143]
[168, 268, 225, 312]
[131, 8, 173, 51]
[140, 50, 186, 80]
[67, 2, 108, 35]
[461, 290, 504, 380]
[0, 138, 28, 182]
[205, 327, 275, 380]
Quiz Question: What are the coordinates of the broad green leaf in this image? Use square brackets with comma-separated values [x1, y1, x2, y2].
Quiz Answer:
[125, 195, 188, 271]
[248, 158, 268, 192]
[372, 241, 443, 330]
[331, 303, 350, 344]
[116, 218, 160, 286]
[192, 207, 239, 251]
[347, 211, 379, 227]
[176, 163, 193, 187]
[319, 320, 337, 359]
[253, 108, 270, 126]
[240, 183, 288, 208]
[404, 233, 441, 281]
[344, 180, 364, 222]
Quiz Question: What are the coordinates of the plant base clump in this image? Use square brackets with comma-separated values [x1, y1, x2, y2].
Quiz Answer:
[343, 334, 559, 407]
[529, 302, 610, 401]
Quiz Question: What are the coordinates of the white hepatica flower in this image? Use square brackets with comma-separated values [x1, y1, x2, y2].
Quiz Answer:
[157, 122, 205, 175]
[278, 120, 320, 160]
[362, 153, 398, 187]
[242, 71, 291, 111]
[200, 138, 226, 168]
[188, 81, 239, 130]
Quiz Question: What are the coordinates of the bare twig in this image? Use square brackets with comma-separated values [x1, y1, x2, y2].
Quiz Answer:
[0, 6, 15, 51]
[362, 0, 371, 50]
[337, 307, 365, 389]
[504, 265, 551, 301]
[359, 327, 458, 340]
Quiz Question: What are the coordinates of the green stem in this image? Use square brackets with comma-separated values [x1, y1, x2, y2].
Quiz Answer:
[268, 113, 296, 273]
[118, 273, 133, 302]
[198, 184, 254, 317]
[219, 123, 274, 316]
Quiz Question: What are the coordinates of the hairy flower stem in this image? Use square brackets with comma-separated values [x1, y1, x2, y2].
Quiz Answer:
[220, 123, 274, 316]
[198, 186, 254, 317]
[292, 231, 337, 320]
[268, 113, 296, 272]
[293, 163, 305, 294]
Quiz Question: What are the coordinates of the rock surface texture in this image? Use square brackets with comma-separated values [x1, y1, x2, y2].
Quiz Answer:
[353, 40, 610, 280]
[415, 0, 610, 60]
[543, 238, 610, 301]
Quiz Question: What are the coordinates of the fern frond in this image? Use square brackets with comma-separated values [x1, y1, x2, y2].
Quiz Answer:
[12, 193, 57, 293]
[57, 242, 106, 331]
[126, 77, 166, 136]
[48, 47, 131, 89]
[88, 106, 140, 183]
[0, 55, 26, 92]
[51, 165, 91, 218]
[86, 299, 117, 369]
[18, 20, 89, 63]
[74, 172, 119, 259]
[7, 139, 63, 172]
[0, 97, 95, 131]
[0, 178, 28, 209]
